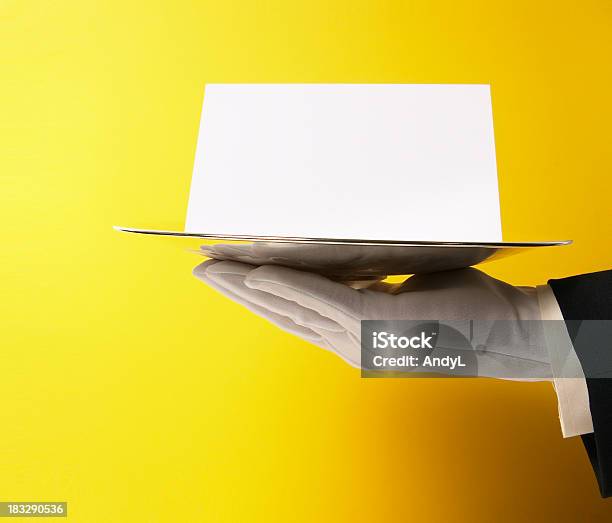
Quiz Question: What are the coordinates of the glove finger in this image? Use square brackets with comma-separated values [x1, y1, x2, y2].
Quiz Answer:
[201, 261, 344, 333]
[194, 262, 329, 347]
[195, 261, 361, 367]
[244, 265, 366, 337]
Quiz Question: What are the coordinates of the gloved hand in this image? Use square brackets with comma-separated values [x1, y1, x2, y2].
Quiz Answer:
[193, 257, 552, 380]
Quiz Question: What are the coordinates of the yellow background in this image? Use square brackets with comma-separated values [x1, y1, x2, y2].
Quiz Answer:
[2, 1, 612, 521]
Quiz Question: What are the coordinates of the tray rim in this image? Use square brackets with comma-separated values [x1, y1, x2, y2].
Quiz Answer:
[113, 226, 572, 249]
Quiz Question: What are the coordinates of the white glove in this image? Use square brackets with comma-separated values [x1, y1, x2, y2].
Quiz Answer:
[193, 258, 551, 380]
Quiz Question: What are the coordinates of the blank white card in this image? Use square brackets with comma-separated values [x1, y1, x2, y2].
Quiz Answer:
[185, 84, 501, 242]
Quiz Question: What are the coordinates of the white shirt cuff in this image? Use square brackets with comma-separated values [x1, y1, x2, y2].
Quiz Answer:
[536, 284, 593, 438]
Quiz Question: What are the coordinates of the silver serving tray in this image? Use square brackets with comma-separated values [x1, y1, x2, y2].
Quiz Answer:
[114, 226, 572, 278]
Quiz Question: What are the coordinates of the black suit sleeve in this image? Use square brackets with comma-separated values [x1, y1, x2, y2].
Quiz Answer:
[548, 270, 612, 498]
